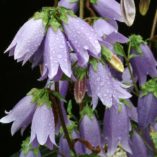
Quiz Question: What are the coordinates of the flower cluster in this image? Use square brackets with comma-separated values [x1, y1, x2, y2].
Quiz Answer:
[1, 0, 157, 157]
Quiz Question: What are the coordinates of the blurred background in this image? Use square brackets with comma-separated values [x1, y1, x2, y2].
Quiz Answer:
[0, 0, 156, 156]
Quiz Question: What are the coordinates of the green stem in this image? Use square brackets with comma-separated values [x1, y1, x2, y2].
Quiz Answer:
[79, 0, 84, 18]
[150, 9, 157, 39]
[55, 82, 76, 155]
[54, 0, 58, 7]
[85, 0, 96, 17]
[125, 44, 139, 96]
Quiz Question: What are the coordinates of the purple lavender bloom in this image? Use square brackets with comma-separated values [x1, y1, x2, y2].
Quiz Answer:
[93, 19, 128, 44]
[138, 94, 157, 128]
[131, 44, 157, 85]
[5, 18, 45, 64]
[93, 0, 124, 22]
[30, 104, 56, 149]
[58, 0, 78, 12]
[89, 63, 131, 108]
[104, 103, 131, 156]
[63, 16, 101, 66]
[19, 150, 41, 157]
[128, 132, 147, 157]
[79, 115, 101, 154]
[0, 95, 36, 135]
[41, 27, 72, 80]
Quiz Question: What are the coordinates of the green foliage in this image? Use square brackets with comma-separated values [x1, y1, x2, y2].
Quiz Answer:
[49, 16, 61, 32]
[141, 78, 157, 97]
[101, 46, 112, 61]
[129, 34, 146, 54]
[150, 130, 157, 149]
[90, 0, 97, 4]
[89, 58, 99, 72]
[114, 43, 125, 57]
[80, 105, 94, 119]
[70, 0, 79, 3]
[27, 88, 52, 107]
[74, 66, 87, 80]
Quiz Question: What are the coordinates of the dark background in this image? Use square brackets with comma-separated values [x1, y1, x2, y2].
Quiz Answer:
[0, 0, 157, 156]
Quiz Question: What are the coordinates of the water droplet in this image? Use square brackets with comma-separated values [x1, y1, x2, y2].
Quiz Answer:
[84, 45, 89, 50]
[57, 54, 62, 59]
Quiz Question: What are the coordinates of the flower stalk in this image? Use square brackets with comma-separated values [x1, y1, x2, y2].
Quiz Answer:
[79, 0, 84, 18]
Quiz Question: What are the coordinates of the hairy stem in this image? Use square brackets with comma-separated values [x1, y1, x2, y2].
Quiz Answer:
[86, 0, 96, 17]
[150, 9, 157, 39]
[79, 0, 84, 18]
[55, 82, 76, 155]
[125, 44, 139, 96]
[54, 0, 58, 7]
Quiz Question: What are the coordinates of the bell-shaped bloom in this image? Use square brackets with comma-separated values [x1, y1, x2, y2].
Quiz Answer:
[19, 150, 41, 157]
[104, 103, 131, 156]
[58, 130, 84, 157]
[5, 18, 45, 64]
[0, 95, 36, 135]
[128, 132, 147, 157]
[63, 16, 101, 66]
[79, 115, 101, 154]
[58, 0, 78, 12]
[93, 19, 128, 44]
[138, 93, 157, 128]
[93, 0, 124, 22]
[126, 100, 138, 123]
[89, 63, 131, 108]
[131, 44, 157, 85]
[30, 104, 56, 149]
[41, 27, 72, 80]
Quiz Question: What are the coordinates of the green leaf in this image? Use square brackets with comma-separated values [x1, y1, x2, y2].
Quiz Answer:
[27, 88, 52, 107]
[150, 130, 157, 149]
[114, 43, 125, 57]
[21, 137, 31, 155]
[74, 67, 87, 80]
[101, 46, 112, 61]
[141, 78, 157, 97]
[67, 100, 73, 116]
[52, 91, 67, 103]
[90, 0, 97, 4]
[89, 58, 99, 72]
[49, 16, 61, 32]
[80, 105, 94, 119]
[129, 34, 146, 54]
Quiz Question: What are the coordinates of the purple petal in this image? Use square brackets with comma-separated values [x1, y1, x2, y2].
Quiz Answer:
[138, 94, 157, 128]
[30, 104, 56, 146]
[128, 132, 147, 157]
[14, 18, 45, 60]
[58, 0, 78, 12]
[104, 103, 131, 155]
[93, 0, 124, 22]
[42, 28, 72, 80]
[63, 16, 101, 66]
[80, 115, 101, 154]
[89, 63, 131, 108]
[0, 95, 36, 135]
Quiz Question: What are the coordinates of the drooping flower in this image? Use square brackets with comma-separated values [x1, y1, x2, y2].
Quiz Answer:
[89, 63, 131, 108]
[128, 132, 147, 157]
[130, 44, 157, 85]
[93, 19, 128, 44]
[30, 104, 56, 149]
[40, 27, 72, 80]
[5, 18, 45, 64]
[93, 0, 124, 22]
[0, 95, 36, 135]
[138, 94, 157, 128]
[58, 130, 84, 157]
[58, 0, 78, 12]
[79, 114, 101, 154]
[104, 103, 131, 156]
[63, 16, 101, 66]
